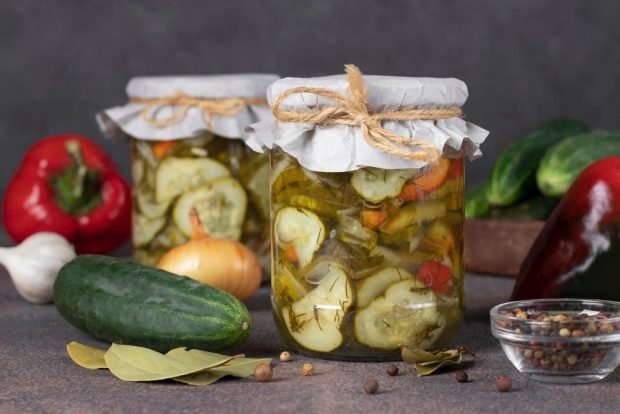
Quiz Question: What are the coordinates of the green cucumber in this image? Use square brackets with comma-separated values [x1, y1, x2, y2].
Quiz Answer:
[465, 184, 491, 218]
[537, 130, 620, 197]
[490, 195, 558, 221]
[54, 255, 252, 352]
[487, 119, 589, 206]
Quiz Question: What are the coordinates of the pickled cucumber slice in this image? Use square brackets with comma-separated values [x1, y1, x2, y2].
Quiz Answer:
[272, 166, 313, 195]
[382, 200, 447, 235]
[274, 207, 326, 268]
[355, 280, 446, 350]
[351, 168, 415, 203]
[282, 264, 353, 352]
[150, 223, 188, 250]
[136, 187, 171, 218]
[357, 267, 412, 308]
[155, 157, 230, 203]
[173, 177, 247, 240]
[378, 225, 420, 246]
[133, 214, 166, 247]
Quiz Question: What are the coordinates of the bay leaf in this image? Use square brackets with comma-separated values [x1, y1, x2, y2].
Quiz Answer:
[401, 346, 472, 377]
[104, 344, 241, 382]
[66, 341, 107, 370]
[173, 371, 229, 385]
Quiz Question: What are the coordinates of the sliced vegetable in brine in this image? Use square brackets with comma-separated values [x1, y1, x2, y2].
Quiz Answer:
[155, 157, 230, 203]
[354, 280, 446, 350]
[274, 207, 326, 268]
[351, 168, 415, 202]
[173, 177, 247, 240]
[282, 262, 353, 352]
[357, 267, 412, 307]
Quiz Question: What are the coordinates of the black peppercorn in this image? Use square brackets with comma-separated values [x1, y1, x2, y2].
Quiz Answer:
[364, 378, 379, 394]
[455, 370, 468, 383]
[386, 364, 399, 376]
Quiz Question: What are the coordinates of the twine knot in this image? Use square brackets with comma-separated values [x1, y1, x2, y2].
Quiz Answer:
[271, 65, 463, 163]
[130, 92, 267, 128]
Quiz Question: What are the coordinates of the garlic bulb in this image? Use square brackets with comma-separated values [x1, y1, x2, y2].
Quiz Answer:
[0, 232, 76, 304]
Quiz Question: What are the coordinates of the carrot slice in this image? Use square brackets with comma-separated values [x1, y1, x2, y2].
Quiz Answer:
[152, 141, 176, 159]
[399, 158, 451, 201]
[361, 209, 390, 230]
[284, 243, 299, 266]
[448, 158, 464, 179]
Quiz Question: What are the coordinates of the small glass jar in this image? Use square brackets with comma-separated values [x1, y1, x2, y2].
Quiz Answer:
[270, 149, 465, 360]
[246, 69, 488, 360]
[98, 74, 279, 273]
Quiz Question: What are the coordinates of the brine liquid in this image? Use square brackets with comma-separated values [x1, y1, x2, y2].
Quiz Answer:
[270, 150, 465, 360]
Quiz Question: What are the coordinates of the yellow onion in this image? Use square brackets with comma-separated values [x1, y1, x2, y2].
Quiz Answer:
[157, 208, 262, 301]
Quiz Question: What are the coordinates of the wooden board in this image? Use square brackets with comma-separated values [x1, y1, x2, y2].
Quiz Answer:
[464, 219, 545, 277]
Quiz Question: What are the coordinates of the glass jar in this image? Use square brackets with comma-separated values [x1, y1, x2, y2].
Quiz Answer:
[131, 132, 269, 267]
[97, 74, 279, 275]
[270, 149, 465, 360]
[245, 68, 488, 360]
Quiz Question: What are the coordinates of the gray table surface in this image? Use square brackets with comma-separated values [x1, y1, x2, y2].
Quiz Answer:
[1, 267, 619, 414]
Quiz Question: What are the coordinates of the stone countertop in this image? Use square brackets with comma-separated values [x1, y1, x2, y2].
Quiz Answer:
[1, 270, 619, 414]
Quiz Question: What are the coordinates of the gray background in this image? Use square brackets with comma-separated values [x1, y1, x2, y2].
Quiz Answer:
[1, 0, 620, 190]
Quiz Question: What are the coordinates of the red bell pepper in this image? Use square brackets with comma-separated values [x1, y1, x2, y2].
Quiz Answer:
[416, 260, 453, 293]
[511, 156, 620, 300]
[3, 134, 131, 254]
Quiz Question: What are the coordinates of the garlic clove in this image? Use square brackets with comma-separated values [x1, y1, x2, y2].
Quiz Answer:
[0, 232, 76, 304]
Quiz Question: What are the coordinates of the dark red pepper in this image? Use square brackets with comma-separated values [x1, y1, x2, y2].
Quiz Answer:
[3, 134, 131, 254]
[511, 156, 620, 300]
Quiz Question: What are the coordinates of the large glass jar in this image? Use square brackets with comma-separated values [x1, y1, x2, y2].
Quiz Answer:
[245, 68, 488, 359]
[270, 149, 465, 360]
[131, 132, 269, 267]
[97, 74, 279, 276]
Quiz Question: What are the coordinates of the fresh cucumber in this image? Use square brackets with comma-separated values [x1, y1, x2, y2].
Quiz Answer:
[490, 195, 558, 221]
[54, 255, 252, 352]
[464, 184, 490, 218]
[487, 119, 589, 206]
[537, 130, 620, 197]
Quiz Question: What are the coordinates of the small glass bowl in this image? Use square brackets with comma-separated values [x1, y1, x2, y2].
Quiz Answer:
[490, 299, 620, 384]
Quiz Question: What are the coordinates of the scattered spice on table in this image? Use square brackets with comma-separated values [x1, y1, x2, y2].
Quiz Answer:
[386, 364, 399, 376]
[363, 378, 379, 394]
[496, 375, 512, 392]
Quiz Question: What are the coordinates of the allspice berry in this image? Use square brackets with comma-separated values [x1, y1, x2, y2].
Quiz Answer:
[495, 375, 512, 392]
[254, 363, 273, 382]
[302, 362, 315, 376]
[363, 378, 379, 394]
[280, 351, 292, 362]
[455, 370, 468, 383]
[386, 364, 399, 376]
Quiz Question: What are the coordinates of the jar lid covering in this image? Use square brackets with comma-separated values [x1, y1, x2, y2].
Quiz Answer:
[246, 72, 489, 172]
[97, 74, 280, 141]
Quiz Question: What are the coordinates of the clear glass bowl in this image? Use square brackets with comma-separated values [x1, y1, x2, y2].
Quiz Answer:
[490, 299, 620, 384]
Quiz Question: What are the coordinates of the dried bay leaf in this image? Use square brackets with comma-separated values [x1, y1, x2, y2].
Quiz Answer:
[401, 346, 473, 377]
[66, 342, 107, 369]
[173, 371, 229, 385]
[104, 344, 241, 382]
[211, 357, 273, 377]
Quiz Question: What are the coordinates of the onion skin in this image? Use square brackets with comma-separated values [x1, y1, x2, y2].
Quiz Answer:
[157, 209, 262, 301]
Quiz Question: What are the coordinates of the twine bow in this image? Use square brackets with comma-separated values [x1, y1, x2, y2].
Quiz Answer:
[271, 65, 463, 163]
[130, 93, 267, 128]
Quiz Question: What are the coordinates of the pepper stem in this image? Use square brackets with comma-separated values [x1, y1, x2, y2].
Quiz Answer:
[189, 208, 209, 240]
[65, 141, 88, 199]
[51, 140, 102, 216]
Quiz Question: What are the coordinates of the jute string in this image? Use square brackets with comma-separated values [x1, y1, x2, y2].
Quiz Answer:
[130, 93, 267, 128]
[271, 64, 463, 163]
